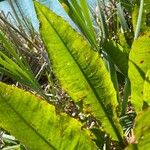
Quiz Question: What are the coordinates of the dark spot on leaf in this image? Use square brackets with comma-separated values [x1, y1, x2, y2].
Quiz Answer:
[146, 76, 149, 80]
[48, 139, 51, 142]
[141, 32, 146, 36]
[142, 101, 149, 110]
[140, 60, 144, 64]
[141, 91, 143, 94]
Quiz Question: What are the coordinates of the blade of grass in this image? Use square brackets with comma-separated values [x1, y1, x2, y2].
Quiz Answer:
[0, 49, 45, 99]
[8, 0, 27, 36]
[96, 0, 109, 39]
[134, 0, 144, 39]
[116, 2, 129, 32]
[59, 0, 98, 49]
[0, 31, 26, 69]
[70, 0, 85, 21]
[69, 4, 98, 49]
[79, 0, 96, 42]
[0, 15, 40, 51]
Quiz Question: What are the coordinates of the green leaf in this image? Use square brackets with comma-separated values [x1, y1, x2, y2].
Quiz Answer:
[134, 108, 150, 140]
[132, 0, 150, 38]
[139, 0, 150, 32]
[79, 0, 95, 40]
[116, 2, 129, 32]
[134, 108, 150, 150]
[132, 4, 139, 33]
[34, 2, 123, 141]
[143, 70, 150, 104]
[128, 32, 150, 111]
[0, 82, 97, 150]
[134, 0, 144, 39]
[103, 41, 129, 76]
[0, 31, 45, 98]
[59, 0, 98, 49]
[96, 0, 109, 39]
[126, 108, 150, 150]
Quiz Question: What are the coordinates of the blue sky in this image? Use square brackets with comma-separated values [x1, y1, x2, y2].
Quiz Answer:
[0, 0, 96, 31]
[0, 0, 40, 31]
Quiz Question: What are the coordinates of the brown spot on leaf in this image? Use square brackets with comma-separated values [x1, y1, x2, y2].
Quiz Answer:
[140, 60, 144, 64]
[141, 32, 146, 36]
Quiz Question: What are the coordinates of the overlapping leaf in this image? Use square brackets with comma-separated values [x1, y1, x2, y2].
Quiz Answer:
[128, 32, 150, 111]
[103, 41, 129, 76]
[59, 0, 97, 49]
[34, 2, 123, 141]
[129, 0, 150, 112]
[0, 82, 97, 150]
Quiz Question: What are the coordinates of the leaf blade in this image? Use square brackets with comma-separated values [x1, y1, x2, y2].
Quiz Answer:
[0, 82, 97, 150]
[128, 32, 150, 111]
[35, 2, 123, 140]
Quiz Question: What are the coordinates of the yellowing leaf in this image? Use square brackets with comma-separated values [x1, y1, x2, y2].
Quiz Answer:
[0, 82, 97, 150]
[128, 32, 150, 111]
[34, 1, 123, 141]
